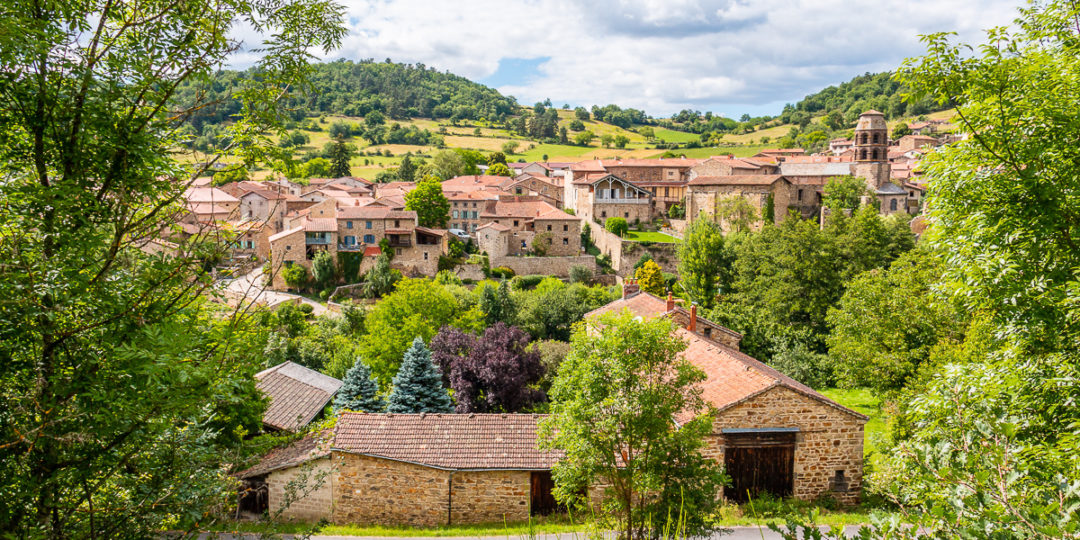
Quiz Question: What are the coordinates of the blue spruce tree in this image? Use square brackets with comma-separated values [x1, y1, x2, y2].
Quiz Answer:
[386, 337, 453, 413]
[334, 358, 384, 413]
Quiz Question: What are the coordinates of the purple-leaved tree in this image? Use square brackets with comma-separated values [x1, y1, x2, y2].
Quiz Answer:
[431, 323, 545, 413]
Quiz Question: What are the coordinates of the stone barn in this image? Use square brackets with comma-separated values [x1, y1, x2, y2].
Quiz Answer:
[239, 412, 562, 526]
[586, 290, 868, 505]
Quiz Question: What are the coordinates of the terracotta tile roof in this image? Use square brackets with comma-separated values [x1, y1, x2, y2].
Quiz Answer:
[861, 110, 885, 116]
[185, 187, 240, 204]
[363, 246, 382, 257]
[268, 226, 304, 243]
[442, 175, 514, 192]
[446, 189, 504, 201]
[687, 175, 786, 186]
[336, 206, 416, 220]
[187, 202, 235, 215]
[477, 222, 511, 232]
[480, 199, 563, 220]
[414, 226, 447, 236]
[584, 294, 866, 421]
[599, 158, 704, 168]
[255, 362, 342, 432]
[303, 218, 338, 232]
[238, 430, 333, 479]
[334, 412, 561, 470]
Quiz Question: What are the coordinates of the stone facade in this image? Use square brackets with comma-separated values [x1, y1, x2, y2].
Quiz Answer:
[490, 255, 597, 278]
[266, 451, 539, 527]
[684, 180, 793, 232]
[267, 457, 335, 522]
[703, 386, 865, 505]
[449, 470, 530, 524]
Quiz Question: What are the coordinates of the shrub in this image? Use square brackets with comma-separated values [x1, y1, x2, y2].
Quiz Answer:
[768, 341, 836, 389]
[563, 208, 575, 215]
[605, 217, 628, 237]
[281, 264, 309, 291]
[668, 204, 685, 219]
[319, 289, 330, 300]
[437, 255, 459, 272]
[298, 303, 315, 316]
[511, 275, 545, 290]
[490, 266, 515, 279]
[596, 253, 613, 273]
[569, 265, 593, 284]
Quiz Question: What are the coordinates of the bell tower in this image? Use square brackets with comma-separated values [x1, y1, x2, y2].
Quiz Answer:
[853, 110, 888, 162]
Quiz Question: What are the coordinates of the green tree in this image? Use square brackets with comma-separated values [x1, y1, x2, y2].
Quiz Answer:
[328, 136, 354, 177]
[614, 135, 631, 148]
[574, 130, 596, 146]
[282, 264, 310, 292]
[891, 122, 911, 139]
[397, 153, 416, 181]
[362, 253, 400, 298]
[358, 279, 474, 385]
[677, 217, 729, 309]
[431, 149, 465, 179]
[605, 216, 628, 237]
[212, 165, 249, 186]
[311, 250, 337, 291]
[634, 259, 665, 296]
[479, 280, 516, 326]
[827, 248, 965, 392]
[600, 134, 614, 148]
[303, 157, 332, 178]
[334, 358, 385, 412]
[486, 151, 507, 166]
[822, 176, 866, 213]
[0, 0, 345, 536]
[501, 141, 520, 155]
[404, 176, 451, 227]
[539, 312, 726, 540]
[638, 126, 655, 140]
[486, 162, 511, 177]
[385, 338, 454, 413]
[714, 195, 759, 234]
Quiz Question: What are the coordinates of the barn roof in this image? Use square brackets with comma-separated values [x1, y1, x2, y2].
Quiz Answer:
[255, 362, 343, 432]
[333, 413, 561, 470]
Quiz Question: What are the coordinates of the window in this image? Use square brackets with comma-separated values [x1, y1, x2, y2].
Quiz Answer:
[664, 187, 670, 197]
[798, 189, 804, 201]
[423, 252, 429, 260]
[624, 212, 629, 218]
[601, 211, 607, 218]
[547, 224, 552, 231]
[453, 210, 459, 218]
[548, 237, 553, 244]
[471, 223, 477, 231]
[516, 188, 523, 194]
[344, 235, 356, 245]
[471, 211, 478, 219]
[562, 238, 568, 245]
[346, 221, 353, 229]
[890, 199, 898, 211]
[563, 224, 568, 231]
[396, 248, 402, 256]
[521, 240, 527, 248]
[513, 220, 519, 227]
[394, 220, 400, 227]
[365, 221, 372, 229]
[363, 234, 375, 243]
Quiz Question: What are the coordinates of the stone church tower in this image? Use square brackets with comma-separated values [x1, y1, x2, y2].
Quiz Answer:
[853, 110, 890, 192]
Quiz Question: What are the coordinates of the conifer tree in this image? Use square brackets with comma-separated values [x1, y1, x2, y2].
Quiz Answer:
[328, 135, 353, 178]
[334, 358, 385, 412]
[386, 337, 453, 413]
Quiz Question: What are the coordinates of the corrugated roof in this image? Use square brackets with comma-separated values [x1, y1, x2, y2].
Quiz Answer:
[255, 362, 342, 432]
[334, 413, 561, 470]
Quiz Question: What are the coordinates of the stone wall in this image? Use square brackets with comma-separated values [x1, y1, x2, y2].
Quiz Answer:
[449, 470, 531, 524]
[705, 386, 865, 505]
[332, 452, 449, 527]
[267, 457, 334, 522]
[588, 224, 678, 277]
[490, 255, 597, 277]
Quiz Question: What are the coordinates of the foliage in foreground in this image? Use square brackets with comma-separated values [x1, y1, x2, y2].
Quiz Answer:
[540, 312, 727, 540]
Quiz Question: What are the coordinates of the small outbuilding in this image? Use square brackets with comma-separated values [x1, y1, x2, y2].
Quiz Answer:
[255, 361, 343, 432]
[586, 289, 868, 505]
[239, 412, 562, 526]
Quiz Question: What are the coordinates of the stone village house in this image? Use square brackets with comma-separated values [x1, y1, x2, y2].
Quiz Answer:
[243, 282, 866, 525]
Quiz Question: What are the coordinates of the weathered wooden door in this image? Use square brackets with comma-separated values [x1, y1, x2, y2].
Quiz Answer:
[530, 471, 558, 515]
[723, 432, 796, 502]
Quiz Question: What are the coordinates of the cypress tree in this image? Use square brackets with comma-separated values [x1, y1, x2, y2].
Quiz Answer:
[328, 136, 352, 178]
[386, 337, 453, 413]
[334, 358, 384, 412]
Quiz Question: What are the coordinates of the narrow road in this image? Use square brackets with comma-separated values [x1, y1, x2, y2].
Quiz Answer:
[201, 525, 862, 540]
[222, 268, 327, 316]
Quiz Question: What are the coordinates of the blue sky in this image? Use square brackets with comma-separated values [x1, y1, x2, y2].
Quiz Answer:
[240, 0, 1022, 118]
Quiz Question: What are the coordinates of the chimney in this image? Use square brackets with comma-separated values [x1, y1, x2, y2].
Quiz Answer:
[689, 303, 697, 332]
[666, 292, 675, 312]
[623, 278, 639, 299]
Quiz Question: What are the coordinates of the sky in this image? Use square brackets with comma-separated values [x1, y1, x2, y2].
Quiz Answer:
[235, 0, 1021, 118]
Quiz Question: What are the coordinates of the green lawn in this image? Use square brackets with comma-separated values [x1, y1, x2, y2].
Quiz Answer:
[624, 231, 677, 243]
[208, 513, 585, 537]
[820, 387, 887, 464]
[651, 126, 702, 144]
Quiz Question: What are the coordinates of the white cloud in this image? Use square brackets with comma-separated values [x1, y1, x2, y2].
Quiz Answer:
[231, 0, 1020, 117]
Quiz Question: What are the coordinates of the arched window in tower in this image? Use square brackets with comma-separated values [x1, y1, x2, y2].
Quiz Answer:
[872, 149, 879, 160]
[860, 149, 867, 160]
[890, 199, 898, 212]
[860, 133, 868, 144]
[872, 133, 881, 144]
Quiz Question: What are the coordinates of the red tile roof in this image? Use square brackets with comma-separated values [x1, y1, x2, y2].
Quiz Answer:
[687, 175, 786, 186]
[480, 199, 563, 220]
[336, 206, 416, 220]
[334, 412, 560, 470]
[363, 246, 382, 257]
[255, 362, 343, 432]
[303, 218, 338, 232]
[238, 430, 333, 479]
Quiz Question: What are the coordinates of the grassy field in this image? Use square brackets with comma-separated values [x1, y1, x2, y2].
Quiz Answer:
[651, 126, 702, 143]
[625, 230, 677, 243]
[820, 387, 887, 463]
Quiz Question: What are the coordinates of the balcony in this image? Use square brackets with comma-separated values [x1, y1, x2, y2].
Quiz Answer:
[305, 232, 331, 245]
[594, 197, 650, 204]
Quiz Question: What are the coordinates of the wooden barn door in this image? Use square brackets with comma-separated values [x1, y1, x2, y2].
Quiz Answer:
[723, 431, 796, 502]
[530, 471, 558, 516]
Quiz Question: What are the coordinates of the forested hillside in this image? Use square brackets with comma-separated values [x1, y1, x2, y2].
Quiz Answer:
[778, 71, 945, 125]
[178, 59, 518, 130]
